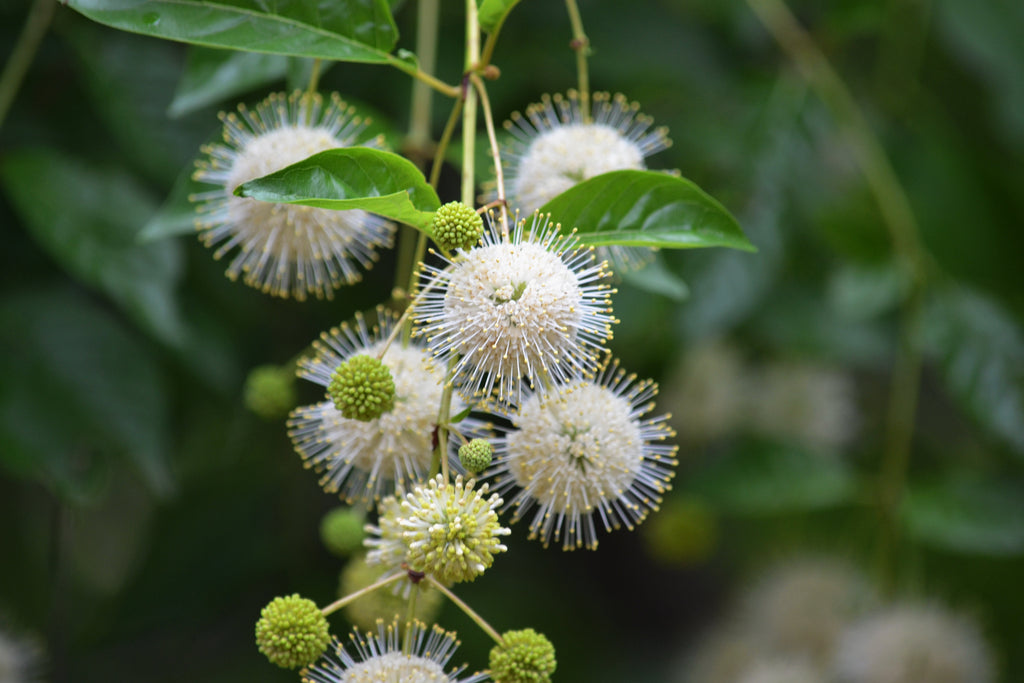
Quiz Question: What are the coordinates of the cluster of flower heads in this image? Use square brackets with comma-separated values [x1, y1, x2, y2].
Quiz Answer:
[676, 557, 995, 683]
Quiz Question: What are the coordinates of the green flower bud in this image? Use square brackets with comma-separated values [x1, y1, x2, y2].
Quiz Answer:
[254, 594, 330, 669]
[489, 628, 557, 683]
[319, 507, 366, 557]
[327, 354, 395, 422]
[432, 201, 484, 252]
[243, 364, 297, 419]
[459, 438, 493, 474]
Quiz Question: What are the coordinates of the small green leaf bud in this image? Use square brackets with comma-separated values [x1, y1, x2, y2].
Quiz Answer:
[459, 438, 493, 474]
[254, 594, 330, 669]
[243, 364, 297, 419]
[489, 628, 557, 683]
[319, 507, 365, 557]
[432, 201, 484, 252]
[327, 354, 395, 422]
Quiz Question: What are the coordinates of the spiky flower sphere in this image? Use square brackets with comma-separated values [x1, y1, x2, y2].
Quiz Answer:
[489, 359, 677, 550]
[320, 507, 366, 557]
[415, 212, 616, 405]
[489, 629, 557, 683]
[192, 91, 395, 300]
[302, 618, 489, 683]
[255, 594, 330, 669]
[327, 354, 396, 422]
[459, 439, 493, 474]
[502, 90, 671, 272]
[289, 308, 487, 507]
[433, 201, 485, 252]
[366, 475, 510, 584]
[338, 554, 442, 631]
[243, 364, 297, 419]
[831, 603, 994, 683]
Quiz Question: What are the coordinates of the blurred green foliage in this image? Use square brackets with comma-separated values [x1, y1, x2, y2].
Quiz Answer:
[2, 0, 1023, 681]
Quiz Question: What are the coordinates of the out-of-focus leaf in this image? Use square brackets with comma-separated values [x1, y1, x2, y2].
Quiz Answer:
[539, 170, 754, 251]
[0, 288, 174, 498]
[168, 46, 289, 117]
[619, 253, 689, 301]
[0, 149, 186, 346]
[235, 147, 441, 233]
[827, 260, 910, 320]
[479, 0, 521, 33]
[138, 163, 203, 242]
[688, 440, 859, 515]
[902, 472, 1024, 556]
[66, 0, 398, 63]
[922, 285, 1024, 457]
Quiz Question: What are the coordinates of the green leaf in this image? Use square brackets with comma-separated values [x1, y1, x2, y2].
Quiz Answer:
[138, 163, 203, 242]
[478, 0, 521, 33]
[902, 472, 1024, 556]
[235, 147, 441, 233]
[538, 170, 755, 252]
[688, 440, 859, 515]
[922, 285, 1024, 457]
[0, 288, 174, 498]
[66, 0, 398, 63]
[0, 149, 186, 346]
[168, 46, 289, 117]
[619, 253, 689, 301]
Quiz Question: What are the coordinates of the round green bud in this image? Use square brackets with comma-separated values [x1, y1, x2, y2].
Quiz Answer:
[339, 554, 443, 631]
[319, 507, 366, 557]
[254, 594, 330, 669]
[489, 629, 557, 683]
[243, 364, 297, 420]
[432, 201, 484, 252]
[327, 354, 396, 422]
[458, 438, 493, 474]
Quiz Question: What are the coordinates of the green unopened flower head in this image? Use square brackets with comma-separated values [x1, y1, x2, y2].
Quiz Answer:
[432, 201, 484, 252]
[489, 628, 557, 683]
[244, 364, 297, 419]
[254, 594, 330, 669]
[459, 438, 493, 474]
[319, 507, 365, 557]
[327, 354, 395, 421]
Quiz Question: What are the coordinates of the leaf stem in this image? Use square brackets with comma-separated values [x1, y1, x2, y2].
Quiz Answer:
[425, 576, 505, 646]
[0, 0, 55, 131]
[564, 0, 591, 122]
[461, 0, 481, 208]
[320, 571, 405, 616]
[387, 54, 460, 99]
[470, 73, 509, 236]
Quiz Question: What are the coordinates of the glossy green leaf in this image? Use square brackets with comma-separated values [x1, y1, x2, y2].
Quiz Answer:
[688, 440, 859, 515]
[0, 288, 174, 498]
[168, 46, 289, 117]
[0, 149, 186, 346]
[479, 0, 521, 33]
[538, 170, 755, 252]
[922, 285, 1024, 458]
[619, 253, 689, 301]
[66, 0, 398, 63]
[235, 147, 441, 233]
[902, 472, 1024, 556]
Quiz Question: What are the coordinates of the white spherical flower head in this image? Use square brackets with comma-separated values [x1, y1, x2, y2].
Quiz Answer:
[302, 619, 488, 683]
[490, 360, 678, 550]
[832, 603, 994, 683]
[289, 308, 487, 509]
[192, 91, 395, 300]
[415, 212, 616, 405]
[503, 90, 671, 272]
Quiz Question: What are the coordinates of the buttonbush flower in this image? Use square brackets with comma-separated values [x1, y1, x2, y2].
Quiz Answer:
[192, 91, 395, 300]
[289, 308, 486, 507]
[302, 618, 489, 683]
[502, 90, 671, 272]
[414, 212, 616, 405]
[489, 628, 557, 683]
[489, 359, 677, 550]
[255, 594, 331, 669]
